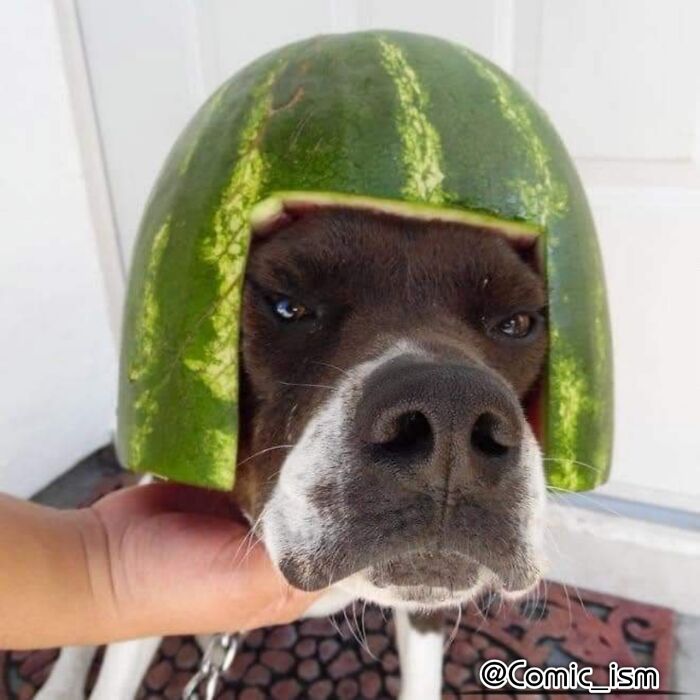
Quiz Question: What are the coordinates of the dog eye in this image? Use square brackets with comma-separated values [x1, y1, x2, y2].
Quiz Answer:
[494, 312, 536, 339]
[273, 297, 310, 321]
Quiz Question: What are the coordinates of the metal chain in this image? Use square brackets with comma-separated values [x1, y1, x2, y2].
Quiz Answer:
[182, 633, 239, 700]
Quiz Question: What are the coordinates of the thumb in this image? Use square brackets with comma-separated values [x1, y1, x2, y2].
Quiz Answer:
[107, 506, 324, 637]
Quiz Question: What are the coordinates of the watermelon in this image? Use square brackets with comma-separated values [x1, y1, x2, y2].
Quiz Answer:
[118, 31, 613, 492]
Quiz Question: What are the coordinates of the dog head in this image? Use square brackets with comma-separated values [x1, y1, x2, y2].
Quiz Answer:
[233, 208, 547, 610]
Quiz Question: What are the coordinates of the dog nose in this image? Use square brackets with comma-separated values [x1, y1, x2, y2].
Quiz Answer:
[354, 360, 524, 489]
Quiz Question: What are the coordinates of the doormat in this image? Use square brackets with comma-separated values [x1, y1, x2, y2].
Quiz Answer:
[0, 582, 675, 699]
[0, 447, 675, 698]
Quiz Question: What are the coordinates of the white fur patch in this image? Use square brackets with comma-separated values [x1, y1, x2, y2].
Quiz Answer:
[394, 608, 444, 700]
[262, 340, 428, 582]
[262, 338, 546, 608]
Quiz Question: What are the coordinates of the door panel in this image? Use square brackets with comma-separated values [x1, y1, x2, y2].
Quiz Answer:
[537, 0, 700, 160]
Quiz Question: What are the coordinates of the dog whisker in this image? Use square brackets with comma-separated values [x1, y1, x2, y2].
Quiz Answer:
[545, 489, 618, 613]
[360, 608, 375, 660]
[353, 600, 374, 660]
[309, 360, 351, 377]
[444, 603, 462, 651]
[542, 456, 601, 473]
[227, 505, 268, 569]
[547, 486, 625, 519]
[327, 612, 343, 638]
[359, 600, 379, 660]
[485, 587, 496, 618]
[542, 518, 579, 636]
[572, 582, 590, 623]
[562, 581, 574, 635]
[278, 380, 336, 391]
[265, 471, 281, 485]
[232, 528, 254, 560]
[471, 594, 489, 635]
[237, 444, 295, 467]
[537, 579, 548, 624]
[343, 605, 366, 651]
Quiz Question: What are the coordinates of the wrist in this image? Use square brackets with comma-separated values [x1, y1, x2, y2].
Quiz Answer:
[0, 495, 126, 649]
[68, 506, 123, 642]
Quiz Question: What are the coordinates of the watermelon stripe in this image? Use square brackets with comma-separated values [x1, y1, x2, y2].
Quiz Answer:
[378, 38, 446, 205]
[174, 66, 280, 487]
[459, 50, 567, 228]
[182, 67, 278, 405]
[548, 330, 594, 477]
[127, 218, 171, 467]
[591, 303, 613, 473]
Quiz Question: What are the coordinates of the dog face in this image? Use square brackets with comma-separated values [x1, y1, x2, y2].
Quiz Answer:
[234, 209, 547, 609]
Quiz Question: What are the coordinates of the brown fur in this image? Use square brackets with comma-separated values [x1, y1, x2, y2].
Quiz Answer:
[233, 208, 546, 536]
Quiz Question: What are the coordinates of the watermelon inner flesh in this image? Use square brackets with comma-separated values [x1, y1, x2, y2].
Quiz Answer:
[250, 191, 542, 250]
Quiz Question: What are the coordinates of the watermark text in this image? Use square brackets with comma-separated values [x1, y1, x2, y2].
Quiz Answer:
[479, 659, 659, 694]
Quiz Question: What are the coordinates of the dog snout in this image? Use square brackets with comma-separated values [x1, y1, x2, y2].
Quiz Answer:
[353, 359, 524, 491]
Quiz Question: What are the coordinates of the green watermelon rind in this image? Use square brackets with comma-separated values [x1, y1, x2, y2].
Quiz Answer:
[117, 30, 613, 492]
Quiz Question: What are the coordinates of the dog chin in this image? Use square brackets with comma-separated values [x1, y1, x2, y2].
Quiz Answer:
[333, 568, 492, 611]
[331, 559, 544, 611]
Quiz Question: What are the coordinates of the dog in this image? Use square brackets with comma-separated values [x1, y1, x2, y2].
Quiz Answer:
[38, 208, 547, 699]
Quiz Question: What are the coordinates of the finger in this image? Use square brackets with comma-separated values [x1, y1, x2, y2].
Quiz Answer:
[221, 539, 327, 627]
[273, 582, 326, 625]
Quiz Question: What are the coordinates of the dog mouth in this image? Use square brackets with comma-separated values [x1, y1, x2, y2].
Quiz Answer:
[363, 548, 541, 601]
[367, 551, 482, 590]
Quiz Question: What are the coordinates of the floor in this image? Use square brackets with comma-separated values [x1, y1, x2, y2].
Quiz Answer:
[0, 446, 685, 699]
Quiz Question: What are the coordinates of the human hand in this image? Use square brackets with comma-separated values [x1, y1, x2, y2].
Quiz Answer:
[79, 482, 323, 640]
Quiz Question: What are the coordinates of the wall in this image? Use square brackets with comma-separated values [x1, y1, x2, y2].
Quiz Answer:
[0, 0, 117, 498]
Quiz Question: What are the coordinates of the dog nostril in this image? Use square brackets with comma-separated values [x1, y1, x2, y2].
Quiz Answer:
[470, 413, 511, 458]
[379, 411, 433, 456]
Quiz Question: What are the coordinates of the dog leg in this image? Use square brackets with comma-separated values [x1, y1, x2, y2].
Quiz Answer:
[35, 645, 98, 700]
[89, 637, 161, 700]
[195, 634, 213, 650]
[394, 609, 444, 700]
